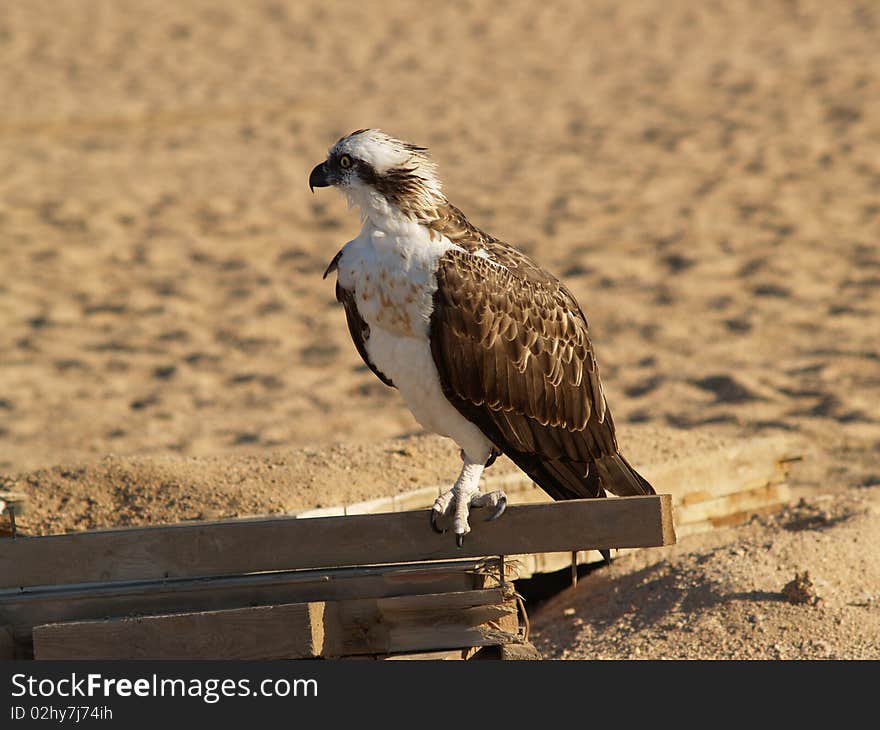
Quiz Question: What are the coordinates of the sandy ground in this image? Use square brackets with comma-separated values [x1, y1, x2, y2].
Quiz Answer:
[1, 1, 879, 658]
[531, 489, 880, 659]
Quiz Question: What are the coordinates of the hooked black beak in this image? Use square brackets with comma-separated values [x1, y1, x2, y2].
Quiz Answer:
[309, 162, 330, 193]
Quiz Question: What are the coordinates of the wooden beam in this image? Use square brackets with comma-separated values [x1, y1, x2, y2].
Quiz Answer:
[33, 589, 518, 660]
[294, 436, 795, 580]
[0, 495, 674, 589]
[675, 482, 791, 527]
[1, 558, 503, 652]
[34, 602, 326, 660]
[512, 480, 791, 577]
[300, 435, 799, 519]
[322, 588, 518, 657]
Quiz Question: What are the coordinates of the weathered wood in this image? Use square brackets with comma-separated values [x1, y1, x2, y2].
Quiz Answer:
[0, 495, 674, 589]
[295, 436, 796, 580]
[675, 482, 791, 526]
[322, 588, 518, 657]
[0, 558, 502, 651]
[34, 602, 326, 660]
[33, 589, 518, 660]
[302, 436, 799, 518]
[675, 502, 791, 538]
[514, 481, 790, 574]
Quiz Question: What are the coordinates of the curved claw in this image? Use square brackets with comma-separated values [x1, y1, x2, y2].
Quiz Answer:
[456, 533, 464, 548]
[485, 495, 507, 522]
[430, 509, 447, 534]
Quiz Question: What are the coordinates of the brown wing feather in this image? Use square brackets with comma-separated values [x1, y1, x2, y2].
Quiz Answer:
[326, 249, 395, 389]
[428, 205, 653, 499]
[336, 282, 395, 388]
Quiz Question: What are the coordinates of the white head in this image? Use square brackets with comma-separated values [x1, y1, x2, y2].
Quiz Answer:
[309, 129, 445, 219]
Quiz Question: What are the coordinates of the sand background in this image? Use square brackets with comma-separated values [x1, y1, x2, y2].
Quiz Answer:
[1, 0, 878, 658]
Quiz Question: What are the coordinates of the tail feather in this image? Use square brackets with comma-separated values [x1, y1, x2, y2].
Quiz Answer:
[595, 453, 655, 496]
[510, 451, 654, 501]
[521, 457, 603, 500]
[510, 452, 652, 568]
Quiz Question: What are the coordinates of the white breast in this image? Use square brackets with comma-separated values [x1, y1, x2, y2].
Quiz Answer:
[338, 219, 450, 338]
[336, 218, 491, 461]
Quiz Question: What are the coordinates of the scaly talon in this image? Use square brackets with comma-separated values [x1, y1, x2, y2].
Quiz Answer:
[486, 494, 507, 522]
[432, 461, 507, 546]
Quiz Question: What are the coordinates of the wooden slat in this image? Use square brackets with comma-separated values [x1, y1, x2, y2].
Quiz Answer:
[34, 602, 326, 660]
[290, 438, 795, 581]
[646, 436, 797, 503]
[33, 589, 518, 660]
[323, 588, 518, 657]
[0, 495, 674, 589]
[675, 482, 791, 525]
[0, 558, 503, 651]
[304, 435, 798, 519]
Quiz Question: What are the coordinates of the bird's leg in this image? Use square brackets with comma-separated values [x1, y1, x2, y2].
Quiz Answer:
[431, 456, 508, 546]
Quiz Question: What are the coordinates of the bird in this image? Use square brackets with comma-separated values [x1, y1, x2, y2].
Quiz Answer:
[310, 129, 655, 549]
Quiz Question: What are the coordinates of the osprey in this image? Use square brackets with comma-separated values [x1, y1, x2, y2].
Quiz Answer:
[310, 129, 654, 548]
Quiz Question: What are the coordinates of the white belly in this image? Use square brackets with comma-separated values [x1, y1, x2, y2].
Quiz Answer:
[365, 327, 490, 460]
[336, 218, 492, 462]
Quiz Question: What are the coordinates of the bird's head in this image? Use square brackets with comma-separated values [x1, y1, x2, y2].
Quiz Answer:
[309, 129, 444, 219]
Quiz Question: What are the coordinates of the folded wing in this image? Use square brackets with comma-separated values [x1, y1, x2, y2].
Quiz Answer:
[428, 213, 653, 499]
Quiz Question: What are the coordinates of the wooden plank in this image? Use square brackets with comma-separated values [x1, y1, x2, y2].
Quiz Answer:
[322, 588, 518, 657]
[510, 481, 791, 578]
[0, 558, 502, 652]
[34, 602, 326, 660]
[675, 501, 792, 538]
[308, 436, 799, 519]
[675, 482, 791, 525]
[33, 589, 518, 660]
[0, 495, 674, 589]
[291, 436, 795, 580]
[644, 436, 797, 504]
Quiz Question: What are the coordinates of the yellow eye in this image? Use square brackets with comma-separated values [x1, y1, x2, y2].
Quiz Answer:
[339, 155, 352, 169]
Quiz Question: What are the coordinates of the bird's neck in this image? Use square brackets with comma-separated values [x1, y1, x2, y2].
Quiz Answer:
[347, 186, 446, 236]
